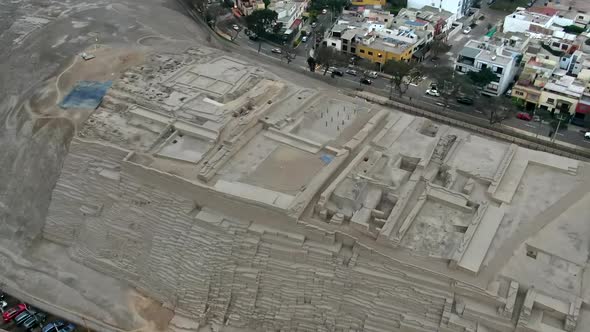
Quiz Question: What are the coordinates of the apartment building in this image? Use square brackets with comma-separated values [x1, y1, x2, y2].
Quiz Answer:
[503, 7, 557, 34]
[455, 35, 528, 96]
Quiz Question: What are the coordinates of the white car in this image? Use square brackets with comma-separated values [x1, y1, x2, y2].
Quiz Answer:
[301, 36, 308, 42]
[426, 89, 440, 97]
[271, 48, 282, 54]
[463, 26, 472, 34]
[365, 71, 378, 78]
[322, 9, 328, 14]
[585, 131, 590, 139]
[232, 24, 240, 31]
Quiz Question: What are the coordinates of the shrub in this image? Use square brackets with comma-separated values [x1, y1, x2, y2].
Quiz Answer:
[563, 25, 585, 34]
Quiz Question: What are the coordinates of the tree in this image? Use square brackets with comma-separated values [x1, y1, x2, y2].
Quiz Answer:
[564, 25, 585, 34]
[383, 60, 421, 99]
[467, 67, 497, 90]
[246, 9, 278, 37]
[281, 43, 296, 64]
[430, 39, 450, 59]
[430, 67, 469, 110]
[263, 0, 271, 8]
[315, 45, 345, 75]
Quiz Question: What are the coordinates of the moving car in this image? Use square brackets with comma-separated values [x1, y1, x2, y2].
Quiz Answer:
[301, 36, 308, 42]
[585, 131, 590, 140]
[426, 89, 440, 97]
[271, 48, 282, 54]
[232, 24, 239, 31]
[463, 26, 472, 34]
[361, 78, 372, 85]
[322, 9, 328, 14]
[346, 69, 357, 76]
[311, 22, 317, 28]
[22, 311, 47, 330]
[330, 68, 344, 76]
[456, 96, 474, 105]
[516, 112, 532, 121]
[3, 303, 27, 322]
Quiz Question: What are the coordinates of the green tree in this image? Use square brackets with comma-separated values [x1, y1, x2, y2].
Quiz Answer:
[430, 67, 469, 110]
[564, 25, 585, 34]
[246, 9, 278, 37]
[430, 39, 451, 58]
[467, 67, 497, 89]
[315, 45, 346, 75]
[383, 60, 421, 99]
[263, 0, 271, 8]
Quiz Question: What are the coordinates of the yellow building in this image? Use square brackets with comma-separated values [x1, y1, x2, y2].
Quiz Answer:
[351, 0, 386, 6]
[356, 39, 413, 64]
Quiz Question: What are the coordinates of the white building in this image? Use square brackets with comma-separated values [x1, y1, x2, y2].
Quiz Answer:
[503, 8, 556, 34]
[407, 0, 471, 19]
[454, 38, 526, 96]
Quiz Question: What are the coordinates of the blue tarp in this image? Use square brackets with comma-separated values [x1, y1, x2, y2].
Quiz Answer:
[320, 154, 334, 164]
[60, 80, 113, 110]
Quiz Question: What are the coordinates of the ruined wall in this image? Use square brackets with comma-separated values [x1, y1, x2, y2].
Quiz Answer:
[44, 139, 489, 332]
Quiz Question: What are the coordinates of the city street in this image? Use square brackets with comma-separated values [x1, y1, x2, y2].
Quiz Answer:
[214, 4, 590, 149]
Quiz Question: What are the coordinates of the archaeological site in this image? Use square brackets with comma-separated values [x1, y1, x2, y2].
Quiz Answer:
[7, 44, 585, 332]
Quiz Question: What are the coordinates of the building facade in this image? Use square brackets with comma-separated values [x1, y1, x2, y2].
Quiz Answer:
[407, 0, 470, 19]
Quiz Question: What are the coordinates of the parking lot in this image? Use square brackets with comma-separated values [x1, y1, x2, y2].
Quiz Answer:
[0, 292, 85, 332]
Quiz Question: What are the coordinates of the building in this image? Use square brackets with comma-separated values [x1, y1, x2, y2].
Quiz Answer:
[351, 0, 386, 6]
[538, 75, 585, 114]
[407, 0, 471, 19]
[397, 6, 456, 36]
[503, 7, 557, 34]
[269, 0, 308, 33]
[455, 35, 528, 96]
[512, 56, 557, 111]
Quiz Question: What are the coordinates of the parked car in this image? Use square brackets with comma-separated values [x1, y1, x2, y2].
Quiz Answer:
[456, 96, 474, 105]
[58, 323, 77, 332]
[311, 22, 317, 28]
[301, 36, 307, 42]
[322, 9, 328, 14]
[365, 71, 378, 78]
[585, 131, 590, 140]
[248, 34, 258, 41]
[271, 48, 282, 54]
[463, 26, 472, 34]
[22, 312, 47, 330]
[43, 320, 76, 332]
[426, 89, 440, 97]
[505, 89, 512, 97]
[516, 112, 532, 121]
[346, 69, 357, 76]
[232, 24, 240, 31]
[3, 303, 27, 322]
[15, 309, 36, 325]
[361, 78, 372, 85]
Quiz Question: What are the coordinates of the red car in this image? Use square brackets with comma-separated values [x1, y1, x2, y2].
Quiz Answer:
[3, 303, 28, 322]
[516, 112, 532, 121]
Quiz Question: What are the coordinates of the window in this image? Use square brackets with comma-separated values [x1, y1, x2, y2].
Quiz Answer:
[578, 15, 584, 20]
[547, 98, 555, 104]
[342, 45, 348, 51]
[343, 39, 348, 44]
[495, 67, 503, 74]
[552, 42, 560, 48]
[360, 49, 365, 53]
[481, 63, 487, 69]
[331, 42, 336, 47]
[368, 51, 373, 56]
[561, 44, 568, 50]
[378, 53, 383, 58]
[515, 90, 524, 96]
[351, 47, 356, 53]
